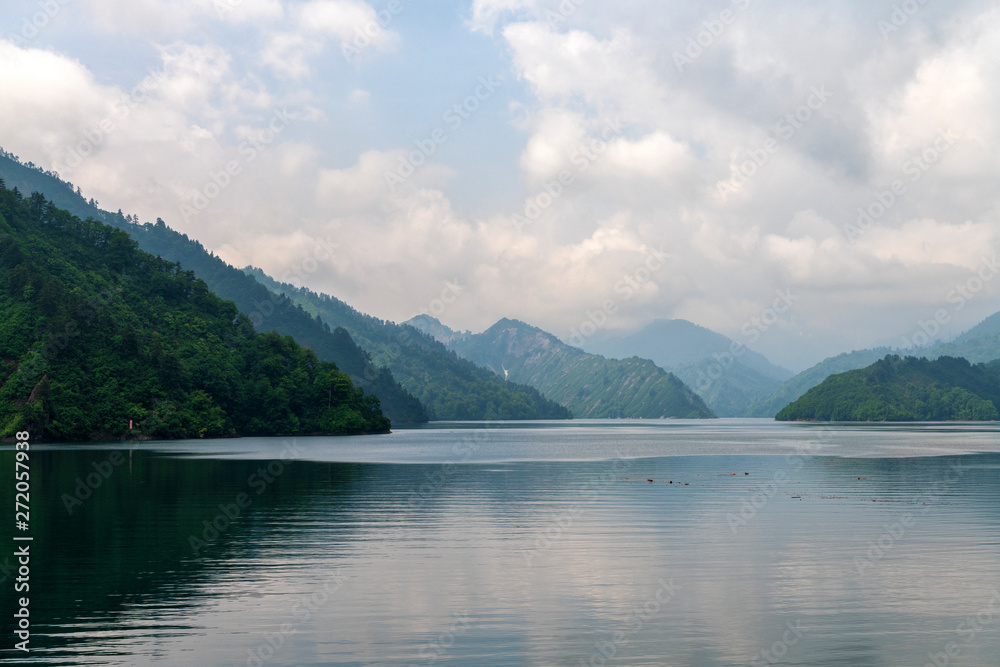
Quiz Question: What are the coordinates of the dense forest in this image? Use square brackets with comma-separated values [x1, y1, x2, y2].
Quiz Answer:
[411, 317, 715, 419]
[0, 182, 390, 440]
[776, 355, 1000, 421]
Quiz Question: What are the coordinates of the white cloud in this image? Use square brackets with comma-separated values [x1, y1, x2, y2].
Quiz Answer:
[299, 0, 396, 47]
[468, 0, 537, 34]
[258, 0, 401, 78]
[5, 1, 1000, 369]
[84, 0, 283, 34]
[260, 32, 316, 79]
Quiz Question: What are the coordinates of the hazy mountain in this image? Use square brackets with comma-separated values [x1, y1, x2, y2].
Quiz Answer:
[585, 318, 792, 416]
[777, 355, 1000, 422]
[671, 359, 784, 418]
[245, 271, 571, 421]
[409, 316, 715, 419]
[926, 314, 1000, 364]
[953, 312, 1000, 341]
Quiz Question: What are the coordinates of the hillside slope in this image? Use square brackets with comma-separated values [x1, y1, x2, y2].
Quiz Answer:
[750, 347, 897, 417]
[0, 150, 426, 424]
[776, 355, 1000, 422]
[245, 271, 572, 420]
[586, 318, 791, 416]
[0, 183, 389, 440]
[411, 316, 715, 419]
[0, 149, 575, 422]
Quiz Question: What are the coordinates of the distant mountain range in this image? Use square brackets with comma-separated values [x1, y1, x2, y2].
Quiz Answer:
[588, 314, 1000, 419]
[585, 319, 792, 417]
[751, 318, 1000, 417]
[408, 316, 715, 419]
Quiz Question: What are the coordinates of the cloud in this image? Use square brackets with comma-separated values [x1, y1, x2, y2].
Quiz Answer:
[83, 0, 283, 34]
[468, 0, 538, 34]
[258, 0, 401, 78]
[4, 1, 1000, 369]
[299, 0, 397, 48]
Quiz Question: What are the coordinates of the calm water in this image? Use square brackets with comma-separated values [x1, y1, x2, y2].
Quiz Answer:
[3, 420, 1000, 666]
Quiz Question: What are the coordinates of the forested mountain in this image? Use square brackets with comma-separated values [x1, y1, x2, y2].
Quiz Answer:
[750, 348, 897, 417]
[409, 316, 715, 419]
[776, 355, 1000, 422]
[753, 313, 1000, 417]
[245, 271, 572, 420]
[0, 183, 390, 440]
[927, 320, 1000, 364]
[672, 358, 785, 418]
[585, 318, 792, 416]
[0, 150, 423, 424]
[0, 149, 571, 422]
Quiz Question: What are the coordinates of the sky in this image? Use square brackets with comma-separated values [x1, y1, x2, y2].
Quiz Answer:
[2, 0, 1000, 371]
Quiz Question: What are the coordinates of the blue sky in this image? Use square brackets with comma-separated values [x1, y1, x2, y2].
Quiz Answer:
[2, 0, 1000, 370]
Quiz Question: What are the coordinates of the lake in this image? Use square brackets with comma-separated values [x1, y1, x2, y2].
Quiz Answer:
[3, 419, 1000, 666]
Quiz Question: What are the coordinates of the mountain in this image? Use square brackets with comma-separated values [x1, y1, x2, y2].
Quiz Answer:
[749, 347, 897, 417]
[0, 150, 424, 425]
[926, 316, 1000, 364]
[409, 316, 715, 419]
[585, 319, 792, 417]
[245, 270, 571, 421]
[0, 183, 390, 440]
[671, 358, 785, 418]
[0, 150, 569, 423]
[776, 355, 1000, 421]
[951, 311, 1000, 343]
[753, 313, 1000, 418]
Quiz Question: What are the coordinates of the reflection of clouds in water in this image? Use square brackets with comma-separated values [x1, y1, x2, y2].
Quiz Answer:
[148, 420, 1000, 463]
[39, 427, 1000, 665]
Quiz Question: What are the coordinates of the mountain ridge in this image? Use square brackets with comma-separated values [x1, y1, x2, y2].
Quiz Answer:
[0, 150, 569, 423]
[408, 315, 715, 419]
[0, 183, 390, 440]
[776, 355, 1000, 421]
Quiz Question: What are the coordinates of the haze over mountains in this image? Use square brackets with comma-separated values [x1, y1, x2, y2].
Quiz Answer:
[4, 149, 1000, 425]
[408, 316, 714, 419]
[585, 319, 793, 417]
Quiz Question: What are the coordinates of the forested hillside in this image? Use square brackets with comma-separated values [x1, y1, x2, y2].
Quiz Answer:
[0, 151, 426, 422]
[586, 318, 791, 416]
[245, 271, 572, 420]
[776, 355, 1000, 422]
[751, 347, 897, 417]
[0, 151, 568, 422]
[410, 316, 715, 419]
[0, 183, 390, 440]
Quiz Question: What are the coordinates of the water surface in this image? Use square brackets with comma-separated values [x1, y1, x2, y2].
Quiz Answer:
[2, 420, 999, 666]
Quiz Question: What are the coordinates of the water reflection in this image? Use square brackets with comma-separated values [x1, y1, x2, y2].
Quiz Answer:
[1, 424, 999, 666]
